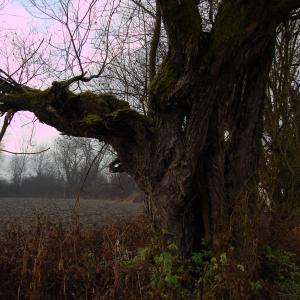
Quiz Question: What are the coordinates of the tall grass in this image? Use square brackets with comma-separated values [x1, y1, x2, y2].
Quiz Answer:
[0, 214, 160, 299]
[0, 213, 299, 299]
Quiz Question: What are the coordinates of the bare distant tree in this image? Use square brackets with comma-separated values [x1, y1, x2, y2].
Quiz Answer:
[53, 136, 106, 196]
[8, 137, 34, 186]
[30, 145, 54, 177]
[10, 155, 27, 187]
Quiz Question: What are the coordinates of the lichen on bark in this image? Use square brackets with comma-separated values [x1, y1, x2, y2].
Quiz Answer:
[149, 61, 179, 102]
[82, 114, 102, 124]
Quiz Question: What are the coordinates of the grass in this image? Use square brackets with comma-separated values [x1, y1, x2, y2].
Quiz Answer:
[0, 214, 161, 300]
[0, 213, 300, 299]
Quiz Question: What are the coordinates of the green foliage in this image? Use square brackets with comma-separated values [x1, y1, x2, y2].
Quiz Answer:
[249, 280, 263, 292]
[128, 241, 300, 299]
[151, 244, 181, 292]
[261, 246, 300, 297]
[121, 246, 152, 269]
[124, 240, 249, 299]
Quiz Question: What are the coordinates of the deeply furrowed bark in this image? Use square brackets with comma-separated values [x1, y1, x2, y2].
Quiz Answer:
[1, 0, 300, 254]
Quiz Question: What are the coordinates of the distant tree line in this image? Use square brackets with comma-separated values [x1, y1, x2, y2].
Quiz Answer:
[0, 136, 138, 199]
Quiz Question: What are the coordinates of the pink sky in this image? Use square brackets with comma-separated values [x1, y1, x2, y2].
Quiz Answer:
[0, 0, 59, 151]
[3, 112, 59, 152]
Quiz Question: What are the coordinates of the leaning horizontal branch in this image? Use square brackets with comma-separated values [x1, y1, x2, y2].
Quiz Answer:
[0, 147, 50, 155]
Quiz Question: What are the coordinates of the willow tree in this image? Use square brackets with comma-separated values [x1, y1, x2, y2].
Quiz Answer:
[1, 0, 300, 253]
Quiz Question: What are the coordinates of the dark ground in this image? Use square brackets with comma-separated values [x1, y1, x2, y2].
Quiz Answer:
[0, 197, 143, 231]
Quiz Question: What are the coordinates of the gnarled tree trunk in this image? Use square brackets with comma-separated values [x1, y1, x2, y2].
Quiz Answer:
[1, 0, 300, 254]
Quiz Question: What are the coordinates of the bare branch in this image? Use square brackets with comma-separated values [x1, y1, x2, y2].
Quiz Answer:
[149, 0, 161, 82]
[73, 143, 106, 211]
[0, 147, 50, 155]
[0, 109, 14, 143]
[62, 1, 119, 87]
[131, 0, 156, 18]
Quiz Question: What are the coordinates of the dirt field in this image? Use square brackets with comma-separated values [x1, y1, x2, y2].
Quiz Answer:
[0, 197, 143, 231]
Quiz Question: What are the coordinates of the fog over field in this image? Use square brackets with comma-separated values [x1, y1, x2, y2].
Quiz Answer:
[0, 155, 9, 179]
[0, 136, 140, 200]
[0, 137, 143, 231]
[0, 197, 143, 232]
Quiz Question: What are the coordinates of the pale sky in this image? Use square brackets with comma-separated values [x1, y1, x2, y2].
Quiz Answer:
[3, 112, 59, 152]
[0, 0, 59, 152]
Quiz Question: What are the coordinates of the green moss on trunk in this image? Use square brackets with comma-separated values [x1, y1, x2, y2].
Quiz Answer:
[212, 2, 254, 49]
[150, 62, 178, 97]
[163, 0, 202, 38]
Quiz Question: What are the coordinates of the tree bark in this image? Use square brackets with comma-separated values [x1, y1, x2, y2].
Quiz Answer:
[1, 0, 300, 254]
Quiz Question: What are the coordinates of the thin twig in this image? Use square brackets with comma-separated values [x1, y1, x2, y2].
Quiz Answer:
[0, 109, 14, 143]
[131, 0, 155, 18]
[0, 148, 50, 155]
[72, 144, 106, 212]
